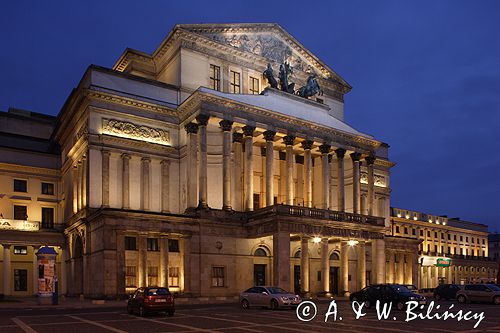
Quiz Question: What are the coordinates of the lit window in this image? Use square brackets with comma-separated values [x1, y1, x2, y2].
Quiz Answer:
[41, 207, 54, 229]
[14, 205, 27, 220]
[14, 179, 27, 192]
[41, 183, 54, 195]
[147, 238, 159, 251]
[125, 237, 137, 251]
[148, 266, 158, 286]
[125, 266, 136, 287]
[212, 266, 225, 287]
[209, 64, 221, 91]
[14, 246, 28, 255]
[14, 269, 28, 291]
[169, 267, 179, 287]
[249, 76, 260, 94]
[168, 239, 180, 252]
[230, 70, 241, 93]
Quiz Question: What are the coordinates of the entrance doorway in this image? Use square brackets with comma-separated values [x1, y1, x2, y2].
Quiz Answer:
[254, 264, 266, 286]
[330, 267, 339, 295]
[294, 265, 301, 294]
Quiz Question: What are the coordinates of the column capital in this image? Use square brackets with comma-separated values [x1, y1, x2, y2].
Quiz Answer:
[141, 157, 151, 162]
[319, 144, 331, 154]
[196, 114, 210, 126]
[160, 159, 170, 166]
[350, 152, 362, 162]
[365, 154, 376, 165]
[219, 119, 233, 131]
[335, 148, 346, 159]
[101, 149, 111, 157]
[263, 130, 276, 142]
[301, 140, 314, 150]
[121, 153, 131, 160]
[242, 125, 255, 137]
[232, 132, 243, 143]
[185, 122, 199, 134]
[282, 135, 296, 146]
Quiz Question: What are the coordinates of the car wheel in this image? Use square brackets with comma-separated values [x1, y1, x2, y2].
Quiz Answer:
[270, 299, 279, 310]
[457, 295, 466, 304]
[241, 299, 250, 309]
[364, 300, 371, 309]
[493, 296, 500, 305]
[434, 294, 441, 301]
[139, 305, 146, 317]
[396, 301, 405, 311]
[126, 304, 133, 315]
[167, 310, 175, 316]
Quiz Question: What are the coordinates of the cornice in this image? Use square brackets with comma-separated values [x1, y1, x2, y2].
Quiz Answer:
[0, 162, 60, 177]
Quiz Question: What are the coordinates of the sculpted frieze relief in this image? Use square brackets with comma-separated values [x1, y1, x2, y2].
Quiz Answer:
[101, 118, 171, 146]
[360, 172, 387, 187]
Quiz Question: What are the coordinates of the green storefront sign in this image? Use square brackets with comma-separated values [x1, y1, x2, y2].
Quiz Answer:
[436, 258, 451, 267]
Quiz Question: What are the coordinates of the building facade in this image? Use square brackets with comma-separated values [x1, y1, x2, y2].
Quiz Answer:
[1, 23, 490, 299]
[390, 208, 497, 289]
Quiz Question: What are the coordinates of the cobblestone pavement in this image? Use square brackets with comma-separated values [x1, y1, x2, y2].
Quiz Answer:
[0, 300, 498, 333]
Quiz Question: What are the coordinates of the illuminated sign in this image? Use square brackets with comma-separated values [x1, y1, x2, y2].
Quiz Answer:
[0, 219, 39, 231]
[421, 255, 452, 267]
[436, 258, 451, 267]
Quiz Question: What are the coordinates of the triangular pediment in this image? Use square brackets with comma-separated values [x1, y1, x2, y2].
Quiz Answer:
[176, 23, 351, 90]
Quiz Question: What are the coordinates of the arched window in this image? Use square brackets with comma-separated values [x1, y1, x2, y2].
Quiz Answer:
[294, 250, 301, 258]
[254, 248, 267, 257]
[329, 252, 340, 260]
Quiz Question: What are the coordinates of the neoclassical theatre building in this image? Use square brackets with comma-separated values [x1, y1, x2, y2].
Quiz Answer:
[0, 23, 491, 299]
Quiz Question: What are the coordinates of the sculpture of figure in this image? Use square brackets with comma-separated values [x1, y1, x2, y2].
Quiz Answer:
[296, 75, 323, 98]
[263, 63, 278, 89]
[278, 61, 295, 94]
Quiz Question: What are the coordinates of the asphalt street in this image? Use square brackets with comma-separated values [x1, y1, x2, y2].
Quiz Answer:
[0, 300, 498, 333]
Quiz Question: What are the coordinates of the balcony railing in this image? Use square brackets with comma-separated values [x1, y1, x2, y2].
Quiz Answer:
[250, 204, 385, 226]
[0, 218, 40, 231]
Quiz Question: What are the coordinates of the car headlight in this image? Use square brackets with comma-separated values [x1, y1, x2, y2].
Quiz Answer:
[409, 297, 416, 300]
[281, 296, 288, 301]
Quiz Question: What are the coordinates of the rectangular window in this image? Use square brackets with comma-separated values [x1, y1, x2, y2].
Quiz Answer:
[212, 266, 225, 287]
[427, 231, 431, 237]
[412, 228, 416, 236]
[13, 179, 27, 192]
[441, 233, 445, 240]
[14, 205, 27, 220]
[454, 235, 457, 241]
[169, 267, 179, 287]
[148, 266, 158, 286]
[125, 237, 137, 251]
[404, 227, 408, 234]
[434, 232, 438, 238]
[460, 236, 463, 242]
[420, 230, 424, 237]
[147, 238, 159, 252]
[14, 269, 28, 291]
[168, 239, 179, 253]
[14, 246, 28, 255]
[482, 239, 485, 245]
[466, 237, 469, 242]
[434, 245, 438, 253]
[41, 207, 54, 229]
[249, 76, 259, 94]
[230, 70, 241, 93]
[41, 182, 54, 195]
[125, 266, 136, 287]
[253, 193, 260, 210]
[209, 64, 221, 91]
[448, 234, 451, 240]
[427, 244, 430, 252]
[395, 226, 400, 233]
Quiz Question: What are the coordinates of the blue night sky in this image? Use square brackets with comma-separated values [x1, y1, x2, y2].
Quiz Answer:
[1, 1, 499, 230]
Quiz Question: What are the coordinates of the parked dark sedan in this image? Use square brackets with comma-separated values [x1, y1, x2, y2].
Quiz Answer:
[433, 284, 461, 300]
[127, 287, 175, 316]
[350, 284, 427, 310]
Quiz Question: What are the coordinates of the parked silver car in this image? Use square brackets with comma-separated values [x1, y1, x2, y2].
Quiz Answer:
[240, 286, 302, 310]
[456, 284, 500, 304]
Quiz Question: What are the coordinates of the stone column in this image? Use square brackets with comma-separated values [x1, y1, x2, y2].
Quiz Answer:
[340, 241, 349, 296]
[433, 265, 439, 287]
[232, 133, 243, 211]
[366, 155, 376, 216]
[220, 120, 233, 210]
[321, 238, 330, 295]
[387, 251, 395, 283]
[141, 157, 151, 211]
[357, 241, 366, 290]
[77, 160, 82, 210]
[264, 131, 276, 206]
[161, 160, 170, 213]
[396, 252, 405, 284]
[197, 114, 210, 208]
[122, 154, 131, 209]
[72, 164, 78, 213]
[182, 237, 191, 294]
[102, 150, 110, 208]
[138, 235, 147, 287]
[350, 153, 361, 214]
[273, 231, 290, 290]
[32, 245, 38, 295]
[60, 246, 68, 296]
[373, 238, 386, 284]
[116, 233, 125, 296]
[420, 265, 425, 289]
[302, 141, 314, 208]
[319, 144, 331, 210]
[243, 126, 255, 211]
[82, 156, 87, 208]
[335, 149, 346, 212]
[283, 136, 295, 205]
[405, 253, 414, 284]
[300, 236, 310, 296]
[3, 245, 11, 296]
[160, 236, 169, 288]
[185, 123, 199, 209]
